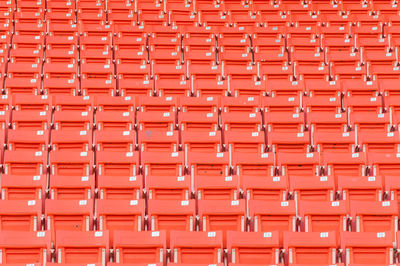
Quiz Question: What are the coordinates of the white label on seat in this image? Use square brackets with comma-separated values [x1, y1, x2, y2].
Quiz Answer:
[130, 200, 138, 205]
[394, 67, 399, 71]
[41, 95, 47, 99]
[242, 53, 248, 58]
[81, 111, 88, 116]
[172, 52, 177, 56]
[231, 200, 239, 206]
[171, 152, 178, 157]
[252, 132, 259, 137]
[339, 26, 345, 30]
[217, 81, 223, 85]
[273, 176, 280, 182]
[343, 132, 349, 137]
[367, 81, 373, 85]
[32, 64, 37, 70]
[95, 231, 103, 237]
[79, 200, 87, 205]
[372, 26, 378, 30]
[378, 114, 384, 118]
[80, 130, 87, 135]
[0, 111, 4, 116]
[255, 81, 261, 86]
[35, 151, 42, 156]
[345, 39, 350, 43]
[140, 65, 146, 70]
[166, 131, 173, 136]
[129, 176, 136, 181]
[143, 80, 149, 84]
[123, 131, 130, 136]
[329, 97, 336, 102]
[249, 113, 256, 118]
[335, 114, 342, 118]
[382, 201, 390, 207]
[126, 152, 133, 157]
[37, 231, 45, 237]
[320, 176, 328, 181]
[206, 52, 211, 57]
[387, 52, 392, 57]
[163, 112, 170, 117]
[212, 66, 217, 70]
[377, 232, 385, 238]
[306, 153, 313, 158]
[68, 64, 73, 68]
[33, 175, 40, 180]
[332, 201, 339, 207]
[207, 113, 213, 117]
[216, 153, 223, 158]
[125, 96, 131, 100]
[208, 232, 216, 237]
[288, 97, 295, 102]
[264, 232, 272, 238]
[37, 130, 44, 135]
[352, 153, 359, 158]
[136, 37, 142, 42]
[225, 176, 232, 181]
[320, 232, 328, 238]
[388, 132, 394, 137]
[261, 153, 268, 158]
[330, 81, 336, 85]
[368, 176, 376, 181]
[370, 97, 377, 102]
[138, 52, 143, 56]
[68, 79, 75, 84]
[39, 111, 46, 116]
[350, 52, 355, 57]
[181, 200, 189, 206]
[101, 37, 107, 41]
[207, 97, 213, 101]
[123, 112, 129, 117]
[297, 132, 304, 137]
[246, 66, 252, 71]
[81, 176, 89, 181]
[28, 200, 36, 206]
[1, 95, 7, 99]
[80, 152, 87, 157]
[209, 132, 216, 136]
[281, 201, 289, 207]
[397, 153, 400, 158]
[293, 113, 299, 118]
[104, 64, 110, 69]
[178, 176, 185, 181]
[248, 97, 254, 101]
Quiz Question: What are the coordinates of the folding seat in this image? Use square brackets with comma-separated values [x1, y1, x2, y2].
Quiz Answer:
[137, 5, 168, 26]
[232, 152, 275, 185]
[0, 199, 42, 231]
[0, 231, 51, 264]
[338, 175, 383, 202]
[93, 96, 136, 114]
[1, 174, 46, 200]
[97, 199, 145, 243]
[42, 63, 78, 95]
[284, 232, 338, 264]
[290, 175, 336, 202]
[368, 152, 400, 177]
[179, 110, 219, 132]
[276, 152, 320, 176]
[198, 199, 246, 241]
[98, 174, 143, 200]
[54, 95, 94, 112]
[264, 104, 305, 134]
[198, 8, 228, 27]
[55, 230, 109, 264]
[341, 232, 394, 265]
[50, 151, 94, 176]
[137, 110, 176, 132]
[138, 129, 179, 152]
[170, 230, 224, 264]
[106, 0, 136, 26]
[146, 175, 191, 200]
[4, 150, 47, 175]
[142, 151, 184, 177]
[168, 2, 197, 27]
[179, 96, 220, 115]
[221, 96, 262, 132]
[51, 130, 92, 152]
[299, 200, 349, 233]
[227, 231, 281, 265]
[225, 130, 265, 154]
[95, 111, 134, 131]
[345, 96, 390, 133]
[187, 151, 230, 179]
[153, 63, 190, 97]
[321, 152, 367, 179]
[8, 130, 49, 151]
[113, 230, 167, 264]
[77, 0, 105, 25]
[46, 0, 75, 25]
[313, 131, 356, 154]
[97, 151, 139, 177]
[95, 130, 135, 152]
[80, 66, 116, 96]
[49, 169, 94, 199]
[342, 79, 379, 98]
[45, 199, 94, 232]
[5, 63, 42, 95]
[195, 174, 240, 200]
[11, 110, 51, 131]
[350, 200, 398, 233]
[358, 131, 400, 153]
[249, 200, 297, 244]
[243, 175, 288, 201]
[147, 199, 196, 235]
[387, 95, 400, 130]
[138, 95, 178, 113]
[191, 73, 229, 97]
[53, 110, 92, 132]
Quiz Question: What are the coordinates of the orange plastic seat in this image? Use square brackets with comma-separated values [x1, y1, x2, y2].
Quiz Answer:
[0, 199, 42, 231]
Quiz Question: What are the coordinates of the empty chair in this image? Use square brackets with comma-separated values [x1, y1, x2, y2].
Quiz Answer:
[243, 175, 288, 201]
[1, 174, 46, 200]
[338, 175, 383, 202]
[290, 175, 336, 202]
[146, 175, 191, 200]
[0, 199, 42, 231]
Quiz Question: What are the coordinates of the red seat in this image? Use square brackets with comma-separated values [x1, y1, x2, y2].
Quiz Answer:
[338, 175, 383, 202]
[0, 199, 42, 231]
[95, 130, 135, 152]
[8, 130, 48, 151]
[51, 130, 93, 151]
[4, 150, 47, 176]
[243, 175, 288, 201]
[195, 175, 240, 200]
[50, 151, 94, 176]
[49, 175, 95, 200]
[98, 175, 143, 200]
[146, 175, 191, 200]
[290, 175, 335, 202]
[276, 152, 320, 176]
[1, 174, 46, 200]
[97, 151, 139, 177]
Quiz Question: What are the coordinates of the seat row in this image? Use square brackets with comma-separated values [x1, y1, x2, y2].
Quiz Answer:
[0, 230, 398, 265]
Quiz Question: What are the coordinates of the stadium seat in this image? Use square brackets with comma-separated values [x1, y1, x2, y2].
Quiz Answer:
[0, 199, 42, 231]
[195, 174, 240, 200]
[97, 151, 139, 176]
[1, 174, 46, 200]
[98, 175, 143, 200]
[338, 175, 383, 202]
[290, 175, 335, 202]
[243, 175, 288, 201]
[95, 129, 135, 152]
[276, 152, 320, 176]
[4, 150, 47, 176]
[51, 130, 93, 151]
[146, 175, 191, 200]
[50, 151, 94, 176]
[113, 230, 167, 264]
[170, 230, 224, 264]
[49, 175, 95, 200]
